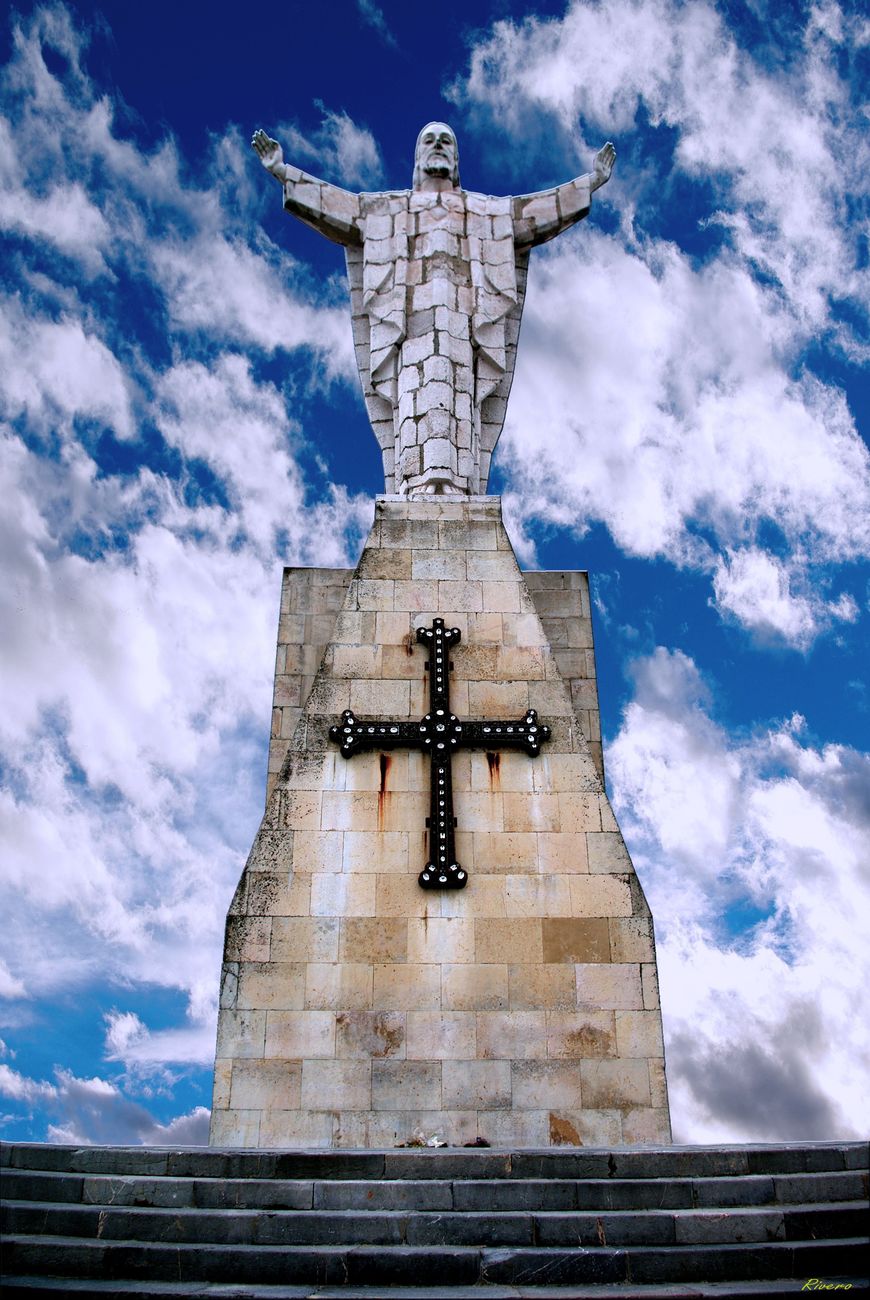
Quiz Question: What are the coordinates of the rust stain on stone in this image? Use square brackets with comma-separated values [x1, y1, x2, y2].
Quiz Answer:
[548, 1113, 581, 1147]
[485, 751, 500, 789]
[565, 1025, 613, 1056]
[378, 753, 391, 831]
[372, 1013, 404, 1058]
[402, 630, 415, 656]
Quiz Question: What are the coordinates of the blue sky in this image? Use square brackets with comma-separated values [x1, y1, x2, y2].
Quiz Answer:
[1, 0, 867, 1145]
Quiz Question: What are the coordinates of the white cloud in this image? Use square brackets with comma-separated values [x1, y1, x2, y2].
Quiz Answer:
[712, 547, 858, 645]
[608, 647, 870, 1141]
[0, 962, 27, 1000]
[279, 104, 385, 190]
[357, 0, 399, 51]
[0, 7, 373, 1057]
[453, 0, 868, 646]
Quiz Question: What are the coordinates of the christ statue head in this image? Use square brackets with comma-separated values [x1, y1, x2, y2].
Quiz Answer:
[413, 122, 460, 189]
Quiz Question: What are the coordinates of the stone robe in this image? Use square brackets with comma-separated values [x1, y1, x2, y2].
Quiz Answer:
[281, 170, 593, 495]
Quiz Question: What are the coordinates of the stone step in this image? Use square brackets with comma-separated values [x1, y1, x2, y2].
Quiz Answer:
[2, 1199, 866, 1248]
[3, 1278, 863, 1299]
[2, 1141, 865, 1180]
[1, 1280, 866, 1300]
[3, 1235, 868, 1287]
[2, 1167, 866, 1211]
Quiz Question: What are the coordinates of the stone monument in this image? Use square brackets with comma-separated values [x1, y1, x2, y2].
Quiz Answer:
[210, 122, 670, 1148]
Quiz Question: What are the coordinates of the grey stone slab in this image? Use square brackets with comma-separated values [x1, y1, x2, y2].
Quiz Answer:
[453, 1179, 579, 1212]
[313, 1178, 453, 1211]
[344, 1245, 481, 1287]
[533, 1211, 676, 1247]
[692, 1175, 775, 1208]
[481, 1246, 627, 1285]
[406, 1211, 534, 1246]
[772, 1170, 868, 1204]
[0, 1170, 84, 1204]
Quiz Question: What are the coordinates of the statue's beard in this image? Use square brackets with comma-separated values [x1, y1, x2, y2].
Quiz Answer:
[423, 156, 451, 177]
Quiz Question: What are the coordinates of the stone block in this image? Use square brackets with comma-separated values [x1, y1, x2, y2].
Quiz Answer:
[575, 963, 643, 1010]
[392, 579, 439, 611]
[209, 1109, 260, 1146]
[511, 1061, 583, 1109]
[372, 1060, 442, 1110]
[569, 875, 633, 917]
[310, 873, 376, 918]
[609, 916, 655, 962]
[538, 833, 588, 874]
[580, 1059, 651, 1109]
[340, 917, 408, 963]
[336, 1010, 406, 1059]
[642, 962, 661, 1009]
[481, 1109, 550, 1147]
[375, 611, 412, 643]
[373, 963, 441, 1010]
[300, 1059, 372, 1111]
[509, 964, 575, 1010]
[615, 1009, 665, 1058]
[622, 1106, 672, 1143]
[319, 791, 379, 832]
[470, 750, 534, 794]
[502, 793, 561, 833]
[237, 962, 305, 1011]
[343, 831, 409, 874]
[212, 1058, 232, 1110]
[476, 1011, 547, 1060]
[442, 1059, 511, 1109]
[259, 1109, 335, 1147]
[286, 831, 340, 875]
[546, 1011, 616, 1059]
[587, 832, 633, 873]
[216, 1010, 266, 1060]
[542, 918, 611, 964]
[407, 917, 475, 964]
[649, 1058, 669, 1108]
[265, 1009, 335, 1059]
[480, 581, 521, 612]
[411, 550, 466, 580]
[468, 679, 530, 715]
[349, 678, 412, 717]
[505, 875, 571, 917]
[471, 831, 537, 874]
[475, 917, 543, 964]
[376, 874, 435, 918]
[442, 962, 508, 1010]
[271, 916, 339, 963]
[406, 1011, 476, 1060]
[230, 1059, 302, 1110]
[556, 791, 602, 829]
[224, 916, 272, 963]
[454, 790, 503, 832]
[439, 874, 506, 918]
[304, 962, 373, 1011]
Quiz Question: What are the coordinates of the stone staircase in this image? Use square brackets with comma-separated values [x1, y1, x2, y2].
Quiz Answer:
[2, 1141, 867, 1297]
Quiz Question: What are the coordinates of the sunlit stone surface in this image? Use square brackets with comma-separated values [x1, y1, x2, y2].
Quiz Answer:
[211, 498, 671, 1148]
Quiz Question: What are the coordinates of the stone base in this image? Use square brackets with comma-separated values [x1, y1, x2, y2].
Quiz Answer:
[211, 497, 671, 1148]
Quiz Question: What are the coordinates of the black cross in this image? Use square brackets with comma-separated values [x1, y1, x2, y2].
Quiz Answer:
[329, 618, 551, 891]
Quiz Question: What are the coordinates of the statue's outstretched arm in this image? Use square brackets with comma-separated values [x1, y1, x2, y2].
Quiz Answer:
[252, 129, 362, 247]
[513, 142, 615, 248]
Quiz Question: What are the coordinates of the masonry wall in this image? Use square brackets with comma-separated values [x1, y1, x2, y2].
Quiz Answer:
[212, 496, 670, 1149]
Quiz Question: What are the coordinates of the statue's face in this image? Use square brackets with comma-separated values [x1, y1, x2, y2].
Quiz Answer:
[415, 122, 458, 184]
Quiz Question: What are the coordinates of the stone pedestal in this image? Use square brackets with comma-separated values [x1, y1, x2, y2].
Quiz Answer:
[210, 497, 670, 1148]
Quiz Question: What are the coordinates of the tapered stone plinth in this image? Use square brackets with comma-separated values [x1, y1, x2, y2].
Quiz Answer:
[210, 497, 670, 1148]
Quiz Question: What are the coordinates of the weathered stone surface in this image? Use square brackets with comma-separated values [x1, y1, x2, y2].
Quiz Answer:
[212, 498, 669, 1147]
[253, 124, 613, 498]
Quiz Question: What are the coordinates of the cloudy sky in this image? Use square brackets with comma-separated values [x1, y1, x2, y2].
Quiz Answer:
[1, 0, 867, 1147]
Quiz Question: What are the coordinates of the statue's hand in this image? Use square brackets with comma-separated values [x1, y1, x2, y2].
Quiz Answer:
[591, 141, 616, 190]
[252, 129, 285, 178]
